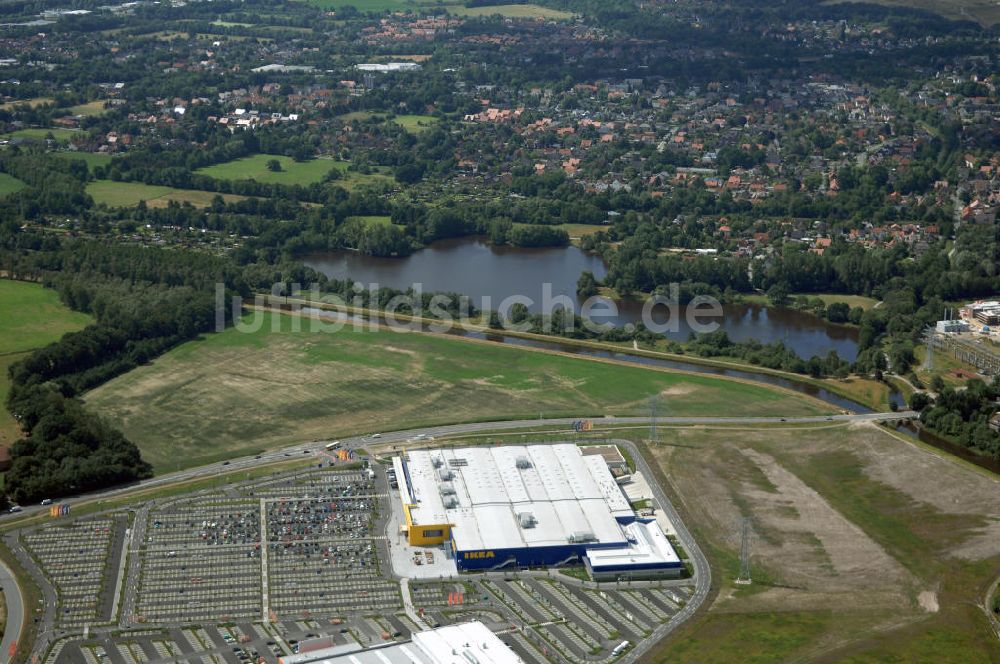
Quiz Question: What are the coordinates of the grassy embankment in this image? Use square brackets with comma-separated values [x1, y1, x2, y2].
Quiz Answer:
[85, 310, 830, 472]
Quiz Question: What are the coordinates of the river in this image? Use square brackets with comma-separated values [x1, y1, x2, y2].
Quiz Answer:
[304, 237, 860, 361]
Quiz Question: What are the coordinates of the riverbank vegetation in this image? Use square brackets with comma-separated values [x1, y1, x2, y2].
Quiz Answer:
[911, 378, 1000, 459]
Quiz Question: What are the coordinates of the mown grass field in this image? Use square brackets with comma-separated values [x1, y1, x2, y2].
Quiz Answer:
[196, 154, 337, 186]
[1, 128, 81, 143]
[447, 3, 574, 19]
[339, 111, 438, 133]
[348, 215, 392, 227]
[66, 100, 108, 117]
[327, 160, 396, 190]
[824, 0, 1000, 26]
[87, 180, 248, 208]
[54, 152, 113, 169]
[0, 173, 26, 198]
[0, 280, 92, 447]
[0, 97, 54, 110]
[85, 312, 828, 471]
[302, 0, 447, 10]
[644, 423, 1000, 662]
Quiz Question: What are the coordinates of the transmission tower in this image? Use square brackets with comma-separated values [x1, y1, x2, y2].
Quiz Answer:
[920, 326, 936, 372]
[735, 517, 754, 585]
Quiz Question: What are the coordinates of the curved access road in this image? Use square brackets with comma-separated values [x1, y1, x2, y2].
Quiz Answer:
[0, 556, 24, 664]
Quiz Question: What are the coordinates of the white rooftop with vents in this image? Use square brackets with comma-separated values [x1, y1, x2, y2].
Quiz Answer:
[401, 444, 634, 552]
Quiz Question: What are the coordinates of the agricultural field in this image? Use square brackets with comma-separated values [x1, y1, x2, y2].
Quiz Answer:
[447, 3, 575, 19]
[647, 423, 1000, 662]
[0, 173, 26, 198]
[87, 180, 248, 208]
[824, 0, 1000, 26]
[85, 311, 830, 471]
[0, 280, 92, 446]
[54, 151, 113, 170]
[195, 154, 337, 186]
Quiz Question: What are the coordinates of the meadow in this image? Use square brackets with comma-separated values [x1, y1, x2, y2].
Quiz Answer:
[0, 173, 26, 198]
[85, 311, 829, 471]
[196, 154, 337, 186]
[824, 0, 1000, 26]
[66, 100, 108, 117]
[339, 111, 438, 133]
[0, 97, 54, 110]
[0, 280, 92, 446]
[1, 128, 81, 143]
[447, 3, 574, 19]
[87, 180, 248, 208]
[54, 152, 113, 169]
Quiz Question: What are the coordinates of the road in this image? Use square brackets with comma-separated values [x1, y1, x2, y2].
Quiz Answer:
[0, 410, 917, 664]
[0, 556, 24, 664]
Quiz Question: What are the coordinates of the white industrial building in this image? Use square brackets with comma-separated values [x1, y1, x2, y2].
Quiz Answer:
[393, 443, 683, 577]
[279, 622, 521, 664]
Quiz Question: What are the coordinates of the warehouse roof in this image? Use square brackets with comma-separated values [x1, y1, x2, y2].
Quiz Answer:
[402, 444, 633, 551]
[280, 622, 521, 664]
[585, 519, 681, 570]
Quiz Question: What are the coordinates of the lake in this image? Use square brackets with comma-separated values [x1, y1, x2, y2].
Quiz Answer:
[304, 237, 859, 361]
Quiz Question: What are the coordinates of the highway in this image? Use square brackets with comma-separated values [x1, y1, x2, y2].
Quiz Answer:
[0, 410, 917, 664]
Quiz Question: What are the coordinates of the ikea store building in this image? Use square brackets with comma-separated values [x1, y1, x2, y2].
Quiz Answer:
[392, 443, 682, 578]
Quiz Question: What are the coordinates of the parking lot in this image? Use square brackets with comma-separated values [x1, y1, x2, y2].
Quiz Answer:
[22, 514, 126, 628]
[15, 452, 698, 664]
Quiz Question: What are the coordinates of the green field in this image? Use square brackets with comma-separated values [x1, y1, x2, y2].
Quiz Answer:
[54, 152, 113, 169]
[195, 154, 337, 186]
[66, 100, 108, 117]
[0, 97, 54, 111]
[744, 291, 879, 310]
[0, 280, 92, 447]
[327, 160, 396, 190]
[339, 111, 438, 133]
[0, 173, 26, 198]
[301, 0, 445, 10]
[391, 114, 438, 133]
[87, 180, 248, 208]
[447, 3, 574, 19]
[348, 215, 392, 227]
[824, 0, 1000, 26]
[0, 128, 81, 143]
[85, 312, 828, 471]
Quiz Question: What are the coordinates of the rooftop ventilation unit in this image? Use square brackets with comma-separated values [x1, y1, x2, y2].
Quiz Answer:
[437, 468, 453, 481]
[439, 481, 456, 495]
[431, 455, 443, 468]
[568, 530, 595, 543]
[442, 496, 459, 509]
[515, 456, 532, 469]
[449, 457, 468, 467]
[517, 512, 536, 529]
